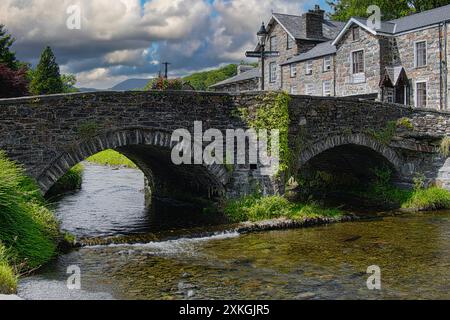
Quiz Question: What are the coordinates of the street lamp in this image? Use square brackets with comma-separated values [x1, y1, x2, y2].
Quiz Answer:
[246, 22, 278, 91]
[257, 22, 268, 90]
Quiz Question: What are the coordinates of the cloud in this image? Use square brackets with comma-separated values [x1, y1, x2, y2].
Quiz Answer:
[0, 0, 314, 88]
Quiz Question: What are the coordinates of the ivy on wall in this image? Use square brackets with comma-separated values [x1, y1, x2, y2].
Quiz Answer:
[238, 92, 291, 176]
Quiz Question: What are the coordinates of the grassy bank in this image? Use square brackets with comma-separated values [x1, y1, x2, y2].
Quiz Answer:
[86, 150, 137, 169]
[224, 194, 343, 223]
[46, 164, 83, 198]
[0, 151, 59, 294]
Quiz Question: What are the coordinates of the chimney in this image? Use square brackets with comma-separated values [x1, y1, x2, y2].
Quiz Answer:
[301, 5, 324, 39]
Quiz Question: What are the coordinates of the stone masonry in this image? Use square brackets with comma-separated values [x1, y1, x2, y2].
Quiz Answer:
[0, 91, 449, 204]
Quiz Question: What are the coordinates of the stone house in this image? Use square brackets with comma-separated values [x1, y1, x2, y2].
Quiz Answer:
[281, 5, 450, 110]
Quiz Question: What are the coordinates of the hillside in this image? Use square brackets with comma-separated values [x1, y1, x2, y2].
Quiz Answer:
[182, 64, 238, 91]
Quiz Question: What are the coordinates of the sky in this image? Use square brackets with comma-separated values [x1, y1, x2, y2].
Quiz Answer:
[0, 0, 331, 89]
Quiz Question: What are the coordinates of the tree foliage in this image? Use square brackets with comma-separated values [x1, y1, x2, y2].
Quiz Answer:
[327, 0, 450, 21]
[0, 25, 18, 70]
[145, 76, 184, 90]
[0, 64, 29, 98]
[29, 46, 64, 95]
[182, 64, 238, 91]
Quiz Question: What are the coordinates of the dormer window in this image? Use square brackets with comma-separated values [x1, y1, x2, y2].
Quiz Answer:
[352, 27, 360, 41]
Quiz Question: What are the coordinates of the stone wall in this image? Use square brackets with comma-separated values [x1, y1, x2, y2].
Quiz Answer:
[335, 26, 382, 98]
[281, 55, 335, 95]
[0, 91, 449, 200]
[394, 26, 443, 109]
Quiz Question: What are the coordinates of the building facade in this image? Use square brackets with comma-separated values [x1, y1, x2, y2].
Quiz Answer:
[280, 6, 450, 110]
[212, 4, 450, 111]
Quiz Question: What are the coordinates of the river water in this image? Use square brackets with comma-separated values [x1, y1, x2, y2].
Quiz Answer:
[18, 164, 450, 300]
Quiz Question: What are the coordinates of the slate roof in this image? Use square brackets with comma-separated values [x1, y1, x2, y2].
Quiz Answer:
[272, 13, 344, 41]
[390, 4, 450, 33]
[281, 41, 336, 65]
[209, 68, 260, 88]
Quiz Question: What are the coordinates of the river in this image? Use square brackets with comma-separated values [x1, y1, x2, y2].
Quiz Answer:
[18, 164, 450, 300]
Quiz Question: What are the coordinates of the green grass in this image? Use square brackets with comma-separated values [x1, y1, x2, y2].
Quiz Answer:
[86, 150, 137, 169]
[0, 151, 60, 294]
[402, 187, 450, 211]
[0, 243, 17, 294]
[47, 164, 83, 197]
[224, 194, 344, 223]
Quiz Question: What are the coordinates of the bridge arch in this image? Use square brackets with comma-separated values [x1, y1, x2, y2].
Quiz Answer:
[297, 133, 404, 183]
[37, 128, 230, 200]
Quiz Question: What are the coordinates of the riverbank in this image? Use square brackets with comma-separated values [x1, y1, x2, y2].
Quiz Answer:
[86, 150, 137, 169]
[0, 152, 60, 294]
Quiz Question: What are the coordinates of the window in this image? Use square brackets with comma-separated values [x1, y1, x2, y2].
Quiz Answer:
[269, 62, 277, 83]
[415, 41, 427, 67]
[305, 83, 314, 95]
[290, 85, 297, 94]
[416, 81, 427, 108]
[290, 64, 297, 77]
[270, 36, 278, 51]
[352, 27, 360, 41]
[323, 56, 331, 72]
[323, 81, 332, 96]
[385, 88, 394, 103]
[287, 35, 294, 50]
[306, 61, 313, 75]
[352, 50, 364, 74]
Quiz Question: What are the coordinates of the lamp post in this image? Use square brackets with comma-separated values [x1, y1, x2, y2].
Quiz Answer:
[246, 22, 278, 91]
[257, 22, 268, 91]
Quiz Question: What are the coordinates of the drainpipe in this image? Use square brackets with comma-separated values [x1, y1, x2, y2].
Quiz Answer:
[439, 23, 443, 110]
[445, 21, 448, 110]
[333, 55, 337, 96]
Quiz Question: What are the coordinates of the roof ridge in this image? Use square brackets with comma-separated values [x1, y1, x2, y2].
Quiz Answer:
[389, 3, 450, 23]
[272, 12, 301, 18]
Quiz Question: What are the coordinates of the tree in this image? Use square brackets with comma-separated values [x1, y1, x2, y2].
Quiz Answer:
[182, 64, 238, 90]
[327, 0, 450, 21]
[0, 63, 29, 98]
[0, 25, 18, 70]
[61, 74, 79, 93]
[29, 46, 64, 95]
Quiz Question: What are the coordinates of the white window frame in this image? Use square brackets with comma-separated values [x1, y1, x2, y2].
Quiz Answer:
[290, 64, 297, 78]
[350, 49, 365, 83]
[414, 40, 427, 68]
[269, 62, 277, 83]
[415, 80, 427, 108]
[290, 85, 297, 95]
[305, 60, 313, 75]
[305, 83, 314, 95]
[323, 56, 332, 72]
[322, 80, 332, 96]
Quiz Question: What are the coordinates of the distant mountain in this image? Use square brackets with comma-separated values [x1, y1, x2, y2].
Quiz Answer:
[109, 79, 152, 91]
[77, 87, 99, 92]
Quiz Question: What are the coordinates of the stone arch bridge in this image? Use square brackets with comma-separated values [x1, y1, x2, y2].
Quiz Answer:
[0, 91, 449, 204]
